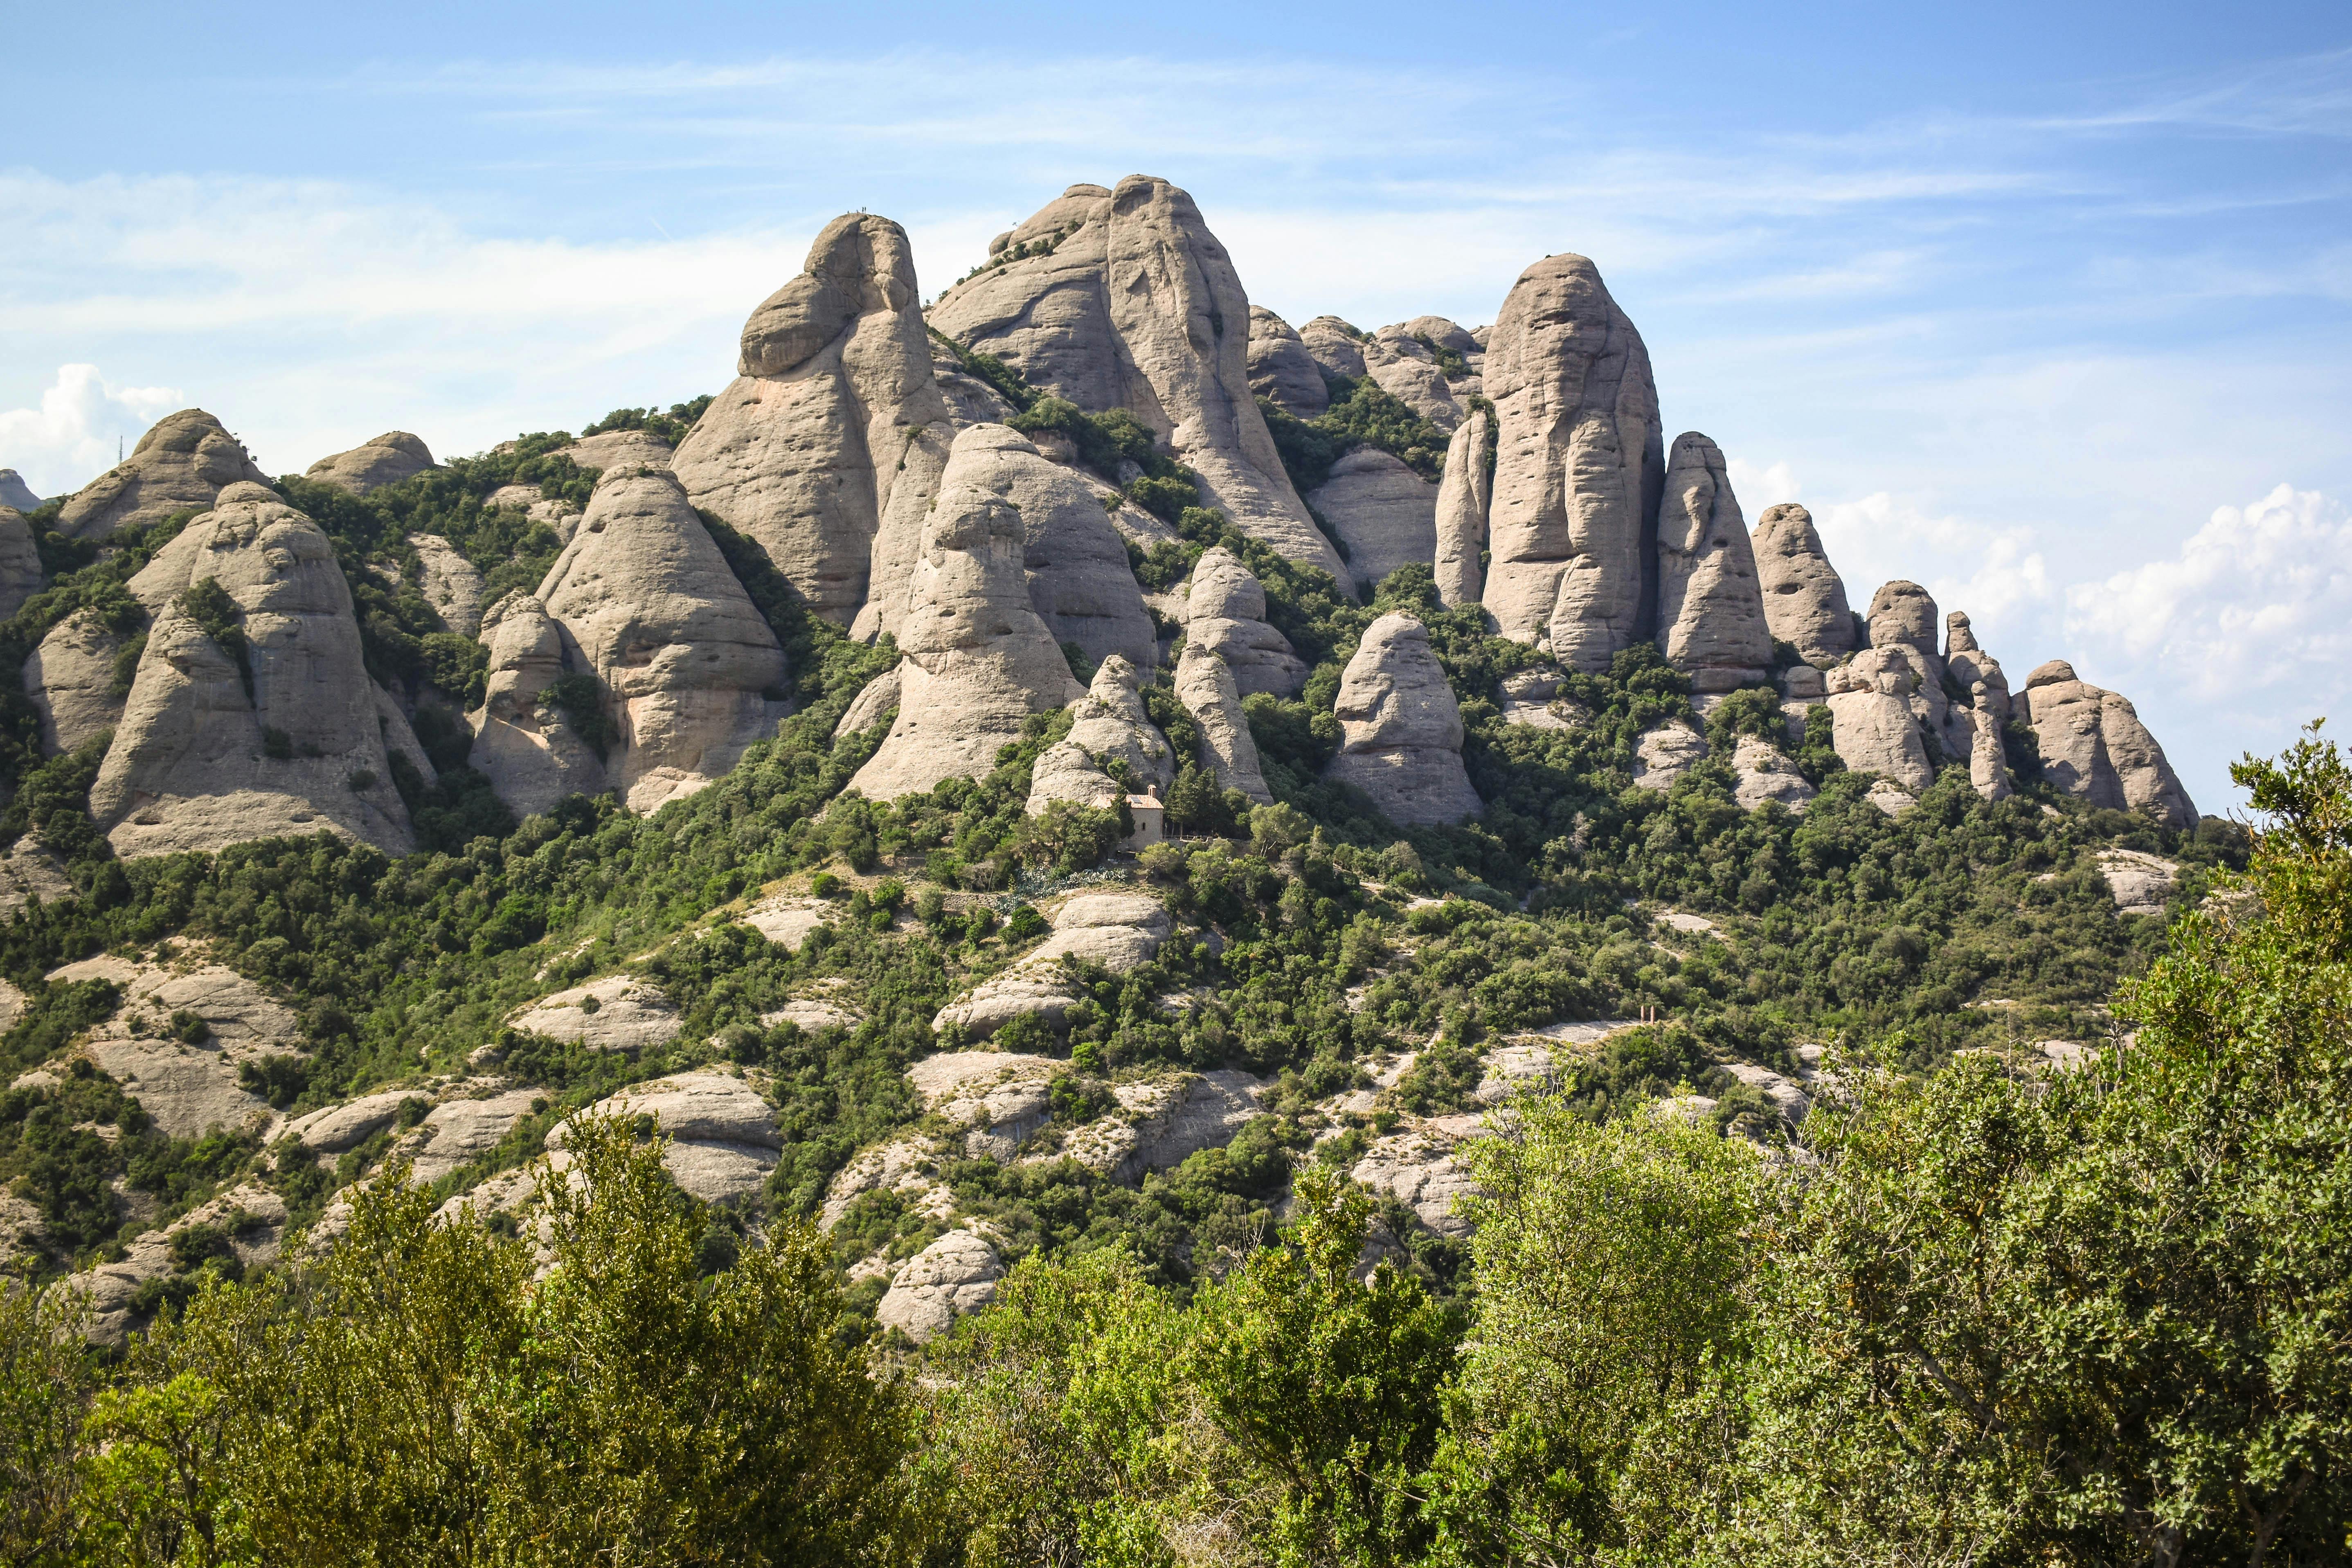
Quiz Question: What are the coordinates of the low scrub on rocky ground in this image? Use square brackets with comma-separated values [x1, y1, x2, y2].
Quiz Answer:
[2, 728, 2344, 1565]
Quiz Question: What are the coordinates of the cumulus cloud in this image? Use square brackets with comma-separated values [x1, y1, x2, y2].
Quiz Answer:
[2065, 484, 2352, 702]
[0, 364, 184, 499]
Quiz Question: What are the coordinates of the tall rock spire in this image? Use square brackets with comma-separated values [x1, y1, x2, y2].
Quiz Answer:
[1653, 433, 1772, 691]
[671, 213, 953, 624]
[1481, 254, 1664, 667]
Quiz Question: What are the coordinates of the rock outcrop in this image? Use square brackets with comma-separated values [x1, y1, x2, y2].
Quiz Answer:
[58, 410, 267, 540]
[1967, 706, 2014, 803]
[876, 1228, 1003, 1343]
[0, 470, 40, 511]
[407, 533, 485, 638]
[509, 976, 682, 1052]
[1751, 503, 1855, 664]
[1028, 655, 1175, 813]
[876, 424, 1155, 670]
[1306, 449, 1438, 594]
[1653, 433, 1771, 691]
[1299, 316, 1368, 382]
[929, 177, 1348, 581]
[1731, 734, 1816, 812]
[1632, 722, 1709, 791]
[1184, 547, 1306, 697]
[934, 891, 1175, 1040]
[304, 432, 437, 495]
[1359, 330, 1462, 432]
[1246, 306, 1330, 418]
[2021, 662, 2198, 828]
[0, 507, 42, 620]
[850, 427, 1084, 800]
[1482, 255, 1665, 666]
[551, 1071, 779, 1204]
[1324, 614, 1481, 826]
[1174, 644, 1274, 805]
[1433, 406, 1492, 608]
[1823, 653, 1936, 794]
[833, 666, 900, 737]
[23, 609, 130, 753]
[671, 212, 952, 624]
[88, 484, 426, 857]
[552, 429, 673, 473]
[466, 594, 608, 814]
[533, 471, 788, 813]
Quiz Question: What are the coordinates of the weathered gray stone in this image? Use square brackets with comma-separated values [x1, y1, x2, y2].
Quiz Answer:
[1654, 433, 1772, 692]
[1324, 613, 1481, 826]
[60, 1184, 286, 1345]
[1867, 580, 1941, 662]
[0, 506, 43, 621]
[286, 1090, 420, 1154]
[509, 976, 681, 1051]
[674, 213, 952, 624]
[395, 1089, 544, 1186]
[833, 665, 900, 738]
[1306, 449, 1438, 594]
[1360, 334, 1461, 432]
[881, 424, 1156, 671]
[0, 836, 74, 915]
[1298, 316, 1368, 382]
[408, 533, 484, 638]
[933, 890, 1175, 1040]
[1483, 255, 1664, 666]
[551, 1071, 779, 1204]
[23, 609, 130, 755]
[57, 409, 266, 540]
[1058, 1069, 1267, 1182]
[850, 425, 1084, 800]
[90, 487, 424, 857]
[536, 470, 788, 813]
[1751, 503, 1855, 664]
[0, 471, 40, 511]
[1825, 652, 1936, 794]
[930, 177, 1347, 580]
[2098, 848, 2179, 916]
[2021, 662, 2197, 828]
[877, 1228, 1003, 1343]
[1632, 722, 1709, 792]
[466, 594, 608, 814]
[1433, 407, 1492, 609]
[1029, 655, 1174, 816]
[1247, 306, 1330, 418]
[1351, 1113, 1489, 1236]
[304, 432, 437, 495]
[551, 429, 673, 473]
[1731, 734, 1816, 812]
[1174, 644, 1272, 805]
[1185, 547, 1305, 697]
[1968, 702, 2014, 803]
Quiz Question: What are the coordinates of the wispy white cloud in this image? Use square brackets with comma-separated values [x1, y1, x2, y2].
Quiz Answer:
[0, 364, 183, 499]
[2065, 483, 2352, 701]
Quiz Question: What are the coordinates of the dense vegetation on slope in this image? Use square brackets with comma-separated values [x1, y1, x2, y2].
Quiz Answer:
[2, 731, 2338, 1566]
[0, 382, 2293, 1563]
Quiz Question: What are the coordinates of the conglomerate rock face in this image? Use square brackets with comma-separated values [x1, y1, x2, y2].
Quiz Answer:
[672, 212, 952, 625]
[0, 506, 44, 621]
[850, 425, 1084, 801]
[1324, 613, 1483, 826]
[1307, 448, 1438, 595]
[1652, 433, 1771, 693]
[57, 409, 267, 540]
[1480, 254, 1665, 668]
[2021, 661, 2198, 828]
[929, 176, 1349, 582]
[88, 483, 425, 857]
[303, 432, 438, 495]
[533, 470, 789, 814]
[1433, 406, 1493, 609]
[1246, 305, 1330, 418]
[1750, 503, 1854, 665]
[1184, 547, 1306, 698]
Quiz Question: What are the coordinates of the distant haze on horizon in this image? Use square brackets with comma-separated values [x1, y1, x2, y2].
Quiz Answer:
[5, 0, 2347, 812]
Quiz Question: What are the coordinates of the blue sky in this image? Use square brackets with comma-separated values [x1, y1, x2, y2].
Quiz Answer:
[4, 0, 2347, 811]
